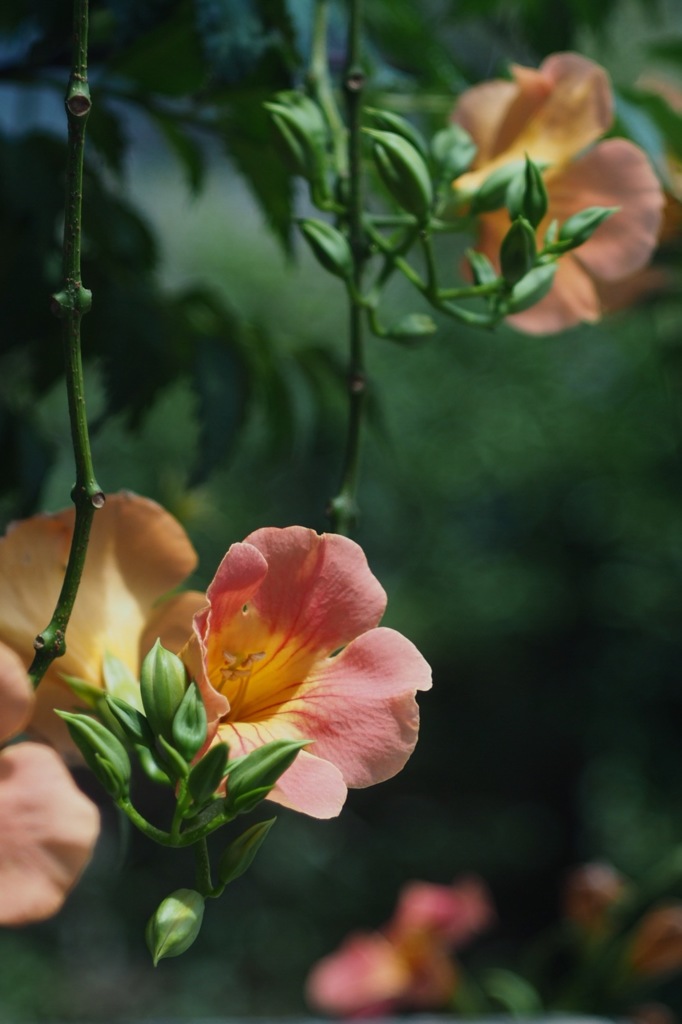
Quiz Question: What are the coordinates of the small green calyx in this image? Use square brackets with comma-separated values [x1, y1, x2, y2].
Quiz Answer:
[188, 743, 229, 808]
[365, 129, 434, 223]
[172, 682, 208, 762]
[431, 124, 477, 182]
[224, 738, 308, 816]
[500, 217, 537, 287]
[506, 156, 548, 229]
[146, 889, 205, 966]
[218, 818, 276, 886]
[468, 160, 525, 214]
[552, 205, 620, 253]
[57, 710, 131, 798]
[299, 219, 354, 280]
[140, 639, 188, 741]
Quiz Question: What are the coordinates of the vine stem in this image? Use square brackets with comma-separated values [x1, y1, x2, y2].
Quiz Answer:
[28, 0, 103, 689]
[328, 0, 366, 535]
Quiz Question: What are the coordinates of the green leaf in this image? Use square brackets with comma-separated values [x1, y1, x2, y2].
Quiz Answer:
[151, 111, 206, 194]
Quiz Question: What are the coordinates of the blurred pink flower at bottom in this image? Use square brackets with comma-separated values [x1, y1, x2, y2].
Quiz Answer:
[306, 877, 495, 1017]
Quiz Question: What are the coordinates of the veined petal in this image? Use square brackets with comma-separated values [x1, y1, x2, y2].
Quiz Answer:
[0, 641, 33, 744]
[549, 139, 664, 281]
[0, 743, 100, 924]
[243, 527, 388, 654]
[289, 627, 432, 789]
[218, 720, 348, 819]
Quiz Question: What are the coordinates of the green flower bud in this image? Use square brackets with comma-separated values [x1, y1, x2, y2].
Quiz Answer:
[136, 744, 172, 787]
[506, 155, 548, 229]
[56, 711, 131, 798]
[469, 160, 524, 214]
[431, 123, 477, 181]
[218, 818, 276, 887]
[188, 742, 229, 807]
[466, 248, 498, 286]
[556, 205, 619, 251]
[224, 739, 308, 817]
[500, 216, 537, 287]
[157, 734, 190, 781]
[505, 263, 557, 314]
[105, 694, 155, 748]
[172, 682, 208, 762]
[146, 889, 205, 966]
[140, 639, 188, 741]
[365, 129, 434, 223]
[364, 108, 429, 161]
[264, 91, 329, 187]
[299, 219, 354, 280]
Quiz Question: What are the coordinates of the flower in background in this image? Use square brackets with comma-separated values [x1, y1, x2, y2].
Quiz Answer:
[306, 876, 495, 1016]
[629, 905, 682, 979]
[181, 526, 432, 819]
[0, 641, 99, 923]
[453, 52, 664, 334]
[563, 861, 628, 935]
[0, 492, 205, 753]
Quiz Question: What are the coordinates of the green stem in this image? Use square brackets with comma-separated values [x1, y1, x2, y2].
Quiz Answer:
[309, 0, 347, 176]
[328, 0, 366, 536]
[194, 837, 214, 897]
[28, 0, 102, 689]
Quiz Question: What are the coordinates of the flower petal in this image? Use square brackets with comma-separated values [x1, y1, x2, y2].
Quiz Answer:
[454, 53, 612, 194]
[549, 138, 664, 281]
[0, 492, 197, 684]
[389, 877, 496, 948]
[0, 493, 199, 747]
[306, 931, 410, 1016]
[0, 641, 33, 744]
[0, 743, 99, 923]
[243, 527, 388, 654]
[288, 627, 432, 789]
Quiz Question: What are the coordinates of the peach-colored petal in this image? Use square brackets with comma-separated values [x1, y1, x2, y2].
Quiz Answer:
[507, 253, 601, 334]
[306, 931, 411, 1016]
[0, 742, 99, 924]
[389, 877, 495, 948]
[549, 139, 664, 281]
[0, 642, 33, 744]
[0, 493, 200, 747]
[244, 527, 388, 655]
[290, 627, 431, 788]
[453, 79, 520, 167]
[140, 590, 207, 665]
[454, 53, 612, 195]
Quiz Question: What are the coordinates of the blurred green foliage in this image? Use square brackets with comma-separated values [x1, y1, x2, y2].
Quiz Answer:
[4, 0, 682, 1019]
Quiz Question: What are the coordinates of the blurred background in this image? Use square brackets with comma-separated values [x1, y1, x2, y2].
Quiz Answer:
[3, 0, 682, 1018]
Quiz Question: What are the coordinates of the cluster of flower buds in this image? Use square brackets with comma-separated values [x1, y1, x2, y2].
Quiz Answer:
[264, 86, 621, 336]
[58, 641, 307, 963]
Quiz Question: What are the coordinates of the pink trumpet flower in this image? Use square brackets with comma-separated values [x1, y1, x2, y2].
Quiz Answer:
[0, 642, 99, 923]
[453, 52, 664, 333]
[181, 526, 432, 819]
[306, 876, 495, 1016]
